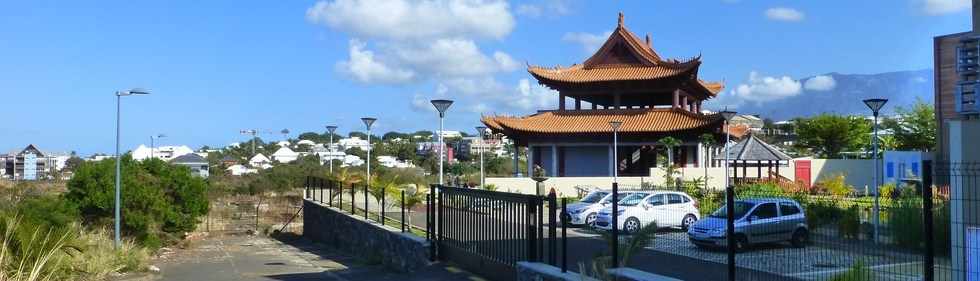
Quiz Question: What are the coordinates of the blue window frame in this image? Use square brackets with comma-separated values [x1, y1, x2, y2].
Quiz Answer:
[886, 162, 895, 178]
[912, 163, 919, 176]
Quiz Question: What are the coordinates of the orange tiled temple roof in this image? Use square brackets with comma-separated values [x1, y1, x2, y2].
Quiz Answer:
[482, 108, 724, 134]
[527, 12, 724, 96]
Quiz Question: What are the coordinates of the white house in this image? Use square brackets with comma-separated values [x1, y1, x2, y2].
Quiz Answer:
[226, 164, 257, 176]
[272, 147, 299, 163]
[249, 153, 272, 168]
[276, 140, 291, 147]
[296, 139, 316, 146]
[438, 130, 463, 139]
[338, 137, 370, 151]
[882, 151, 933, 185]
[132, 145, 194, 161]
[377, 155, 415, 168]
[341, 155, 364, 167]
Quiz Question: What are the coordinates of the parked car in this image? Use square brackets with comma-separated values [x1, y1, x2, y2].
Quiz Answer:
[564, 190, 639, 226]
[687, 198, 808, 252]
[593, 191, 701, 233]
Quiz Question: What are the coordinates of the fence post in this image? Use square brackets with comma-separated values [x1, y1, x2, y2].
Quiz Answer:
[305, 176, 310, 199]
[611, 182, 619, 268]
[548, 191, 557, 266]
[401, 189, 406, 233]
[561, 197, 567, 273]
[438, 185, 444, 261]
[318, 177, 323, 203]
[428, 184, 435, 261]
[364, 184, 369, 220]
[726, 185, 736, 281]
[351, 183, 356, 214]
[527, 196, 538, 262]
[328, 180, 333, 207]
[923, 160, 934, 281]
[381, 187, 386, 226]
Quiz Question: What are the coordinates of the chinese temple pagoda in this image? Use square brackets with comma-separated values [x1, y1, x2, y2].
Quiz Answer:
[483, 13, 733, 178]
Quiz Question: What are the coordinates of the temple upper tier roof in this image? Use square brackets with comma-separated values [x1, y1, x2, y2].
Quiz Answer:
[527, 12, 724, 96]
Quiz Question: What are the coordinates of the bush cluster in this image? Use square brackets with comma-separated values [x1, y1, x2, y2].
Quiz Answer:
[65, 156, 209, 249]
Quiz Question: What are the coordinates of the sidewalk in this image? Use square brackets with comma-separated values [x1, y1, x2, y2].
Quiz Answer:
[148, 234, 484, 281]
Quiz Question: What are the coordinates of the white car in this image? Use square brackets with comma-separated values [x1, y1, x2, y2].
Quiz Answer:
[564, 190, 640, 226]
[594, 191, 701, 234]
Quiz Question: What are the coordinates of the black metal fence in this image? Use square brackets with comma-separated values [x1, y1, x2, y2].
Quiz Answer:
[304, 176, 427, 235]
[429, 185, 560, 280]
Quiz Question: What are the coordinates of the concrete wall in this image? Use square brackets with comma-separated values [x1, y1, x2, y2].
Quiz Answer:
[303, 200, 430, 272]
[806, 159, 874, 191]
[948, 120, 980, 281]
[485, 176, 655, 197]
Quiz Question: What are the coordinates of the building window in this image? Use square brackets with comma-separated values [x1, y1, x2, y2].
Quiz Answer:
[911, 163, 919, 176]
[886, 162, 894, 178]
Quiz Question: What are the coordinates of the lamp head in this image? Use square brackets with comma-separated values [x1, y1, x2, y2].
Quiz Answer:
[431, 99, 454, 116]
[156, 134, 167, 138]
[609, 120, 623, 131]
[325, 125, 338, 134]
[475, 126, 487, 138]
[361, 117, 377, 130]
[117, 88, 151, 96]
[719, 108, 737, 122]
[863, 98, 888, 114]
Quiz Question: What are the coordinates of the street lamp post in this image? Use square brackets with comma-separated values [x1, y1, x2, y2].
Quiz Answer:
[114, 88, 151, 250]
[361, 118, 376, 189]
[326, 125, 338, 174]
[476, 126, 487, 187]
[608, 120, 622, 268]
[863, 98, 887, 243]
[719, 109, 737, 189]
[150, 134, 166, 160]
[431, 100, 453, 185]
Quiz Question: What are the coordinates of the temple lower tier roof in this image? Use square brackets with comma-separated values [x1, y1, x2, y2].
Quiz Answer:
[483, 108, 725, 135]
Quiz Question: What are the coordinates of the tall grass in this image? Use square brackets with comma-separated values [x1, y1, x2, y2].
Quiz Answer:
[0, 215, 149, 281]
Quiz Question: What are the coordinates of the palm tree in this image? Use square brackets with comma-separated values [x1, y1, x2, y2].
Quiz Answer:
[331, 167, 362, 201]
[699, 133, 716, 191]
[390, 181, 428, 228]
[369, 175, 400, 210]
[658, 136, 681, 166]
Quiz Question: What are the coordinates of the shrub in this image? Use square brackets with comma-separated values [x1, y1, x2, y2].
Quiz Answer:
[838, 204, 861, 239]
[888, 194, 924, 250]
[805, 200, 842, 228]
[65, 156, 209, 248]
[736, 183, 787, 198]
[879, 183, 897, 199]
[815, 173, 853, 197]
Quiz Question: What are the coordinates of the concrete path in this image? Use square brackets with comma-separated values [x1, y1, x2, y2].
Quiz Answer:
[151, 235, 485, 281]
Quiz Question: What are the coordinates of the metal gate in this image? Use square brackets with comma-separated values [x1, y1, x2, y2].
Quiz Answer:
[428, 185, 558, 280]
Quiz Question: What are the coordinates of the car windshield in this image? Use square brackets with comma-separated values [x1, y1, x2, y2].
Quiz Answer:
[710, 202, 756, 219]
[599, 192, 631, 204]
[619, 193, 647, 206]
[580, 191, 609, 204]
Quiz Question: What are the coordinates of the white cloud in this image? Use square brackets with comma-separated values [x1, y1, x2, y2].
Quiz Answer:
[335, 39, 415, 84]
[733, 71, 803, 102]
[306, 0, 515, 41]
[765, 7, 805, 22]
[410, 94, 437, 113]
[390, 39, 518, 78]
[921, 0, 970, 15]
[803, 75, 837, 91]
[562, 31, 612, 54]
[514, 78, 558, 110]
[515, 0, 572, 18]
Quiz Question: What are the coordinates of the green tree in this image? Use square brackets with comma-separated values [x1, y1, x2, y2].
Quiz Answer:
[882, 100, 936, 151]
[65, 157, 209, 248]
[794, 114, 870, 158]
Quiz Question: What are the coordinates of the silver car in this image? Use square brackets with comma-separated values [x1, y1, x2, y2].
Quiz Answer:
[687, 198, 808, 252]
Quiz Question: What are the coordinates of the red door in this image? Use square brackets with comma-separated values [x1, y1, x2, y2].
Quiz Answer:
[795, 160, 811, 190]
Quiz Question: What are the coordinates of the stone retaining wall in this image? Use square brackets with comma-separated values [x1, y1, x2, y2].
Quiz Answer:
[303, 199, 430, 272]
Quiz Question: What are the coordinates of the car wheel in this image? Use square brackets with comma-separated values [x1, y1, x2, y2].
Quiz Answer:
[733, 234, 749, 253]
[681, 214, 697, 230]
[790, 228, 809, 248]
[585, 212, 597, 227]
[624, 217, 641, 234]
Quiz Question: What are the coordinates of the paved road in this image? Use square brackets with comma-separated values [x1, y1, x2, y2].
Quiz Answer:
[152, 235, 485, 281]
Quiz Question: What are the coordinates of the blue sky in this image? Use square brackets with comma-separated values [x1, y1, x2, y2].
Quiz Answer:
[0, 0, 971, 155]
